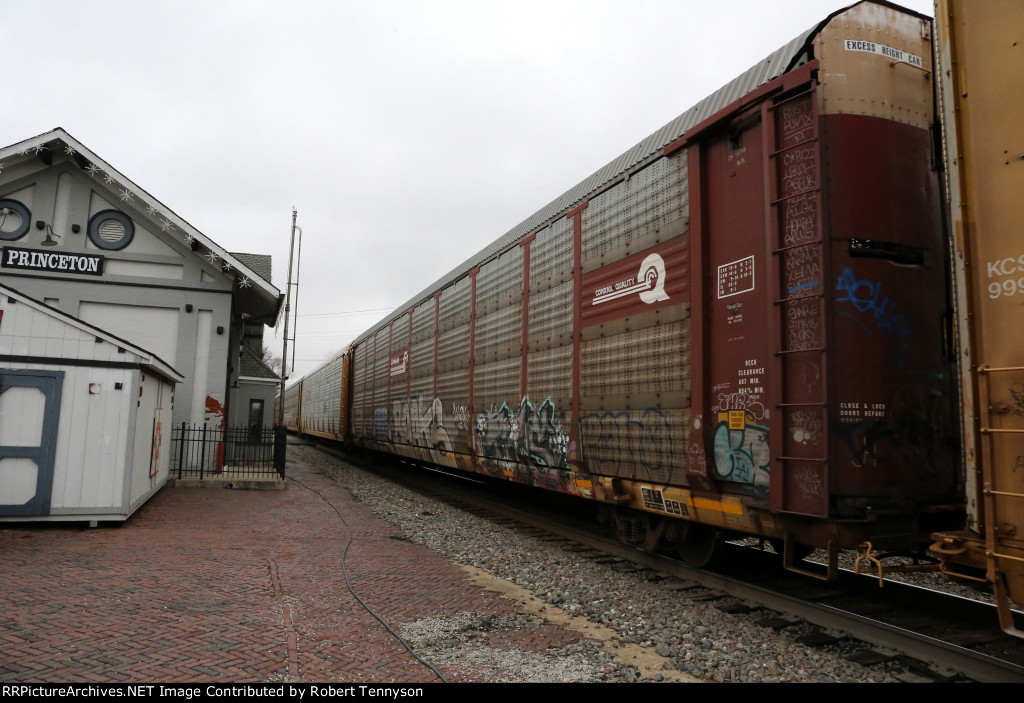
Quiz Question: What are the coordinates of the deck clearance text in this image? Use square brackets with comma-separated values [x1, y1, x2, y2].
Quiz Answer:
[2, 246, 104, 276]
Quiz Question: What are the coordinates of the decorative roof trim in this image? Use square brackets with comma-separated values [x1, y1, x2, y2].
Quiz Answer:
[0, 128, 281, 310]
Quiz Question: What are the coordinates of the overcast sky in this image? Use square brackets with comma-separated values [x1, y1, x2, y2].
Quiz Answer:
[1, 0, 935, 380]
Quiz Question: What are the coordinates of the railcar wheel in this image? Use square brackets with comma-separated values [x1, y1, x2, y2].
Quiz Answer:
[676, 523, 723, 568]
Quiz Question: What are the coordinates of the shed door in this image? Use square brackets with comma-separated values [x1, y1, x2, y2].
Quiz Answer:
[0, 370, 63, 516]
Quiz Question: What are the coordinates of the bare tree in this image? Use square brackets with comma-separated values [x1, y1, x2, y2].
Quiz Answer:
[262, 345, 282, 373]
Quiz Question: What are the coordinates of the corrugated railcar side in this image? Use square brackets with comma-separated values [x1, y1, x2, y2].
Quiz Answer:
[296, 352, 350, 442]
[344, 1, 961, 567]
[281, 379, 302, 432]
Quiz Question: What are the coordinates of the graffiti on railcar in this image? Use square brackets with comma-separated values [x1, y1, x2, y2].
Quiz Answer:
[373, 409, 388, 441]
[474, 407, 520, 479]
[579, 407, 676, 484]
[835, 267, 911, 340]
[833, 389, 949, 471]
[473, 396, 573, 490]
[782, 243, 821, 297]
[785, 299, 822, 352]
[789, 409, 823, 446]
[711, 417, 770, 497]
[451, 403, 470, 430]
[713, 390, 767, 422]
[1009, 383, 1024, 417]
[389, 394, 452, 452]
[794, 464, 825, 501]
[350, 405, 362, 436]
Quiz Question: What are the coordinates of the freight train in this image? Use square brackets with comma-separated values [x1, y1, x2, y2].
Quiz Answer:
[281, 0, 1024, 631]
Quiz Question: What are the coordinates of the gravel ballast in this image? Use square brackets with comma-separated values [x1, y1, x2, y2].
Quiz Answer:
[293, 445, 934, 683]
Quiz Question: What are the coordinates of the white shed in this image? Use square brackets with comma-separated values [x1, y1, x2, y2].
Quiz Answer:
[0, 282, 183, 522]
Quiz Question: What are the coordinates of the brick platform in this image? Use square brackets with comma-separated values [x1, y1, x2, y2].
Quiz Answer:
[0, 452, 590, 683]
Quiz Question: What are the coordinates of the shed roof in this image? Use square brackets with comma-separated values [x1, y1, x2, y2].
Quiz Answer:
[0, 282, 184, 384]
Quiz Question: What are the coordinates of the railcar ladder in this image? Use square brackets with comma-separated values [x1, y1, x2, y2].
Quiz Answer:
[976, 363, 1024, 636]
[766, 85, 831, 530]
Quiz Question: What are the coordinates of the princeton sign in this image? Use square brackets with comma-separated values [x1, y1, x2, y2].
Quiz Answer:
[2, 246, 104, 276]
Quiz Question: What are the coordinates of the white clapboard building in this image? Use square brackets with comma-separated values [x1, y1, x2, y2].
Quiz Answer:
[0, 128, 283, 431]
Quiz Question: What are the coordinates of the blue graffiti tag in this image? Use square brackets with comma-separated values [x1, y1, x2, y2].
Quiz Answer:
[835, 267, 910, 337]
[711, 421, 770, 497]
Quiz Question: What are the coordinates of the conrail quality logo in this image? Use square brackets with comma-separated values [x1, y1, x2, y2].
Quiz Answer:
[591, 253, 670, 306]
[389, 350, 409, 376]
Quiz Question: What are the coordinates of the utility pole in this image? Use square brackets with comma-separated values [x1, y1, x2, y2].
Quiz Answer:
[277, 207, 299, 426]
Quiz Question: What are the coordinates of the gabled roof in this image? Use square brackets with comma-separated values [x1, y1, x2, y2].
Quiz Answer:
[239, 344, 280, 381]
[231, 253, 273, 285]
[0, 127, 282, 322]
[0, 281, 184, 384]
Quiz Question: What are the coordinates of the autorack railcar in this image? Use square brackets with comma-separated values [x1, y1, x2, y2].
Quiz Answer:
[287, 0, 964, 576]
[282, 351, 350, 442]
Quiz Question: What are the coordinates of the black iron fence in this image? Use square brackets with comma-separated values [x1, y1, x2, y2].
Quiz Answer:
[171, 423, 286, 479]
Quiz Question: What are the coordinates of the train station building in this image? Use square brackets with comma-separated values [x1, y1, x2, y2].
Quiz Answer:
[0, 127, 283, 428]
[0, 128, 283, 519]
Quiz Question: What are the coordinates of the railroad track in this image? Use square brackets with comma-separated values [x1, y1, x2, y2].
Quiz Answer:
[305, 441, 1024, 683]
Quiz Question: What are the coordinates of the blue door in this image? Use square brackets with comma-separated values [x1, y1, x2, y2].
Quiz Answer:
[0, 370, 63, 516]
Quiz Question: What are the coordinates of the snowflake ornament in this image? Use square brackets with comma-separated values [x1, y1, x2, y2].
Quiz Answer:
[222, 262, 233, 273]
[119, 188, 134, 202]
[183, 233, 195, 244]
[238, 276, 252, 288]
[64, 145, 77, 156]
[103, 172, 116, 184]
[85, 163, 101, 175]
[33, 144, 47, 154]
[159, 218, 176, 232]
[146, 204, 159, 216]
[205, 251, 219, 265]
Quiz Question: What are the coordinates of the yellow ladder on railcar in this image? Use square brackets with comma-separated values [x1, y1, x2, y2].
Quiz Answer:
[975, 364, 1024, 636]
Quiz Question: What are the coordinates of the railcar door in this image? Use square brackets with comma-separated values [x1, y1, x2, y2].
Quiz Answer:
[696, 103, 779, 506]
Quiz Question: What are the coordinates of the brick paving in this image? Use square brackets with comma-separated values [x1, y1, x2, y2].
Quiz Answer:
[0, 450, 589, 683]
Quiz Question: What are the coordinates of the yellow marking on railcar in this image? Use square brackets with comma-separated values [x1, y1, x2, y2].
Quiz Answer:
[575, 479, 594, 489]
[690, 496, 745, 516]
[728, 411, 746, 430]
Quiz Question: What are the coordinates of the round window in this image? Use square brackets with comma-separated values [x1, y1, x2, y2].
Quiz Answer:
[87, 210, 134, 250]
[0, 199, 31, 241]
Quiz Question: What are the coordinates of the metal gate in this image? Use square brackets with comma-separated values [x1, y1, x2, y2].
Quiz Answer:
[170, 423, 286, 480]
